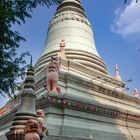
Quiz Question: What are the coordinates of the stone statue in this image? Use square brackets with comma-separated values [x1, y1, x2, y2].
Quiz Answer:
[133, 88, 139, 97]
[24, 119, 40, 140]
[46, 56, 61, 93]
[37, 109, 47, 135]
[58, 40, 66, 59]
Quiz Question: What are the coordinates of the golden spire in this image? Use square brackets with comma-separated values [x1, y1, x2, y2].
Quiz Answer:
[115, 64, 121, 81]
[58, 40, 66, 59]
[133, 88, 139, 97]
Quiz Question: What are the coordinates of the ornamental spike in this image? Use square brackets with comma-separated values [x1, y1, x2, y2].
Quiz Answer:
[58, 40, 66, 59]
[115, 64, 121, 81]
[23, 57, 35, 90]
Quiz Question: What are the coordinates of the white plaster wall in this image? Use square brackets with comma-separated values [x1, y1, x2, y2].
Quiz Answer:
[43, 19, 100, 57]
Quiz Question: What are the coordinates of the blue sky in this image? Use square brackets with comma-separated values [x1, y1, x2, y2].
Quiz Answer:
[0, 0, 140, 107]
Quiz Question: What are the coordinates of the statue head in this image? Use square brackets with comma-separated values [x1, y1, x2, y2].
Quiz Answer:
[47, 56, 60, 73]
[37, 109, 45, 118]
[37, 109, 45, 124]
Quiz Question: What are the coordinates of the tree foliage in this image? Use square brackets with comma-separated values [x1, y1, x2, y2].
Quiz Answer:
[124, 0, 139, 4]
[0, 0, 60, 97]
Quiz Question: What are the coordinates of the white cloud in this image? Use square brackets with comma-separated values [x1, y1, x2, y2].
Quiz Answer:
[111, 0, 140, 38]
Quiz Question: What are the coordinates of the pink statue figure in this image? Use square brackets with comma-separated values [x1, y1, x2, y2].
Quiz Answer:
[58, 40, 66, 59]
[24, 119, 40, 140]
[46, 56, 61, 94]
[37, 109, 47, 135]
[133, 88, 139, 97]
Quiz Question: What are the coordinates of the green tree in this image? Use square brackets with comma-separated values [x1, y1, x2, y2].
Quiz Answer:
[0, 0, 60, 97]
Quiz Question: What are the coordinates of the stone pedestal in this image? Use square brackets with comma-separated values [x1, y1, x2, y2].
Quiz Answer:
[42, 136, 95, 140]
[5, 91, 37, 140]
[6, 131, 24, 140]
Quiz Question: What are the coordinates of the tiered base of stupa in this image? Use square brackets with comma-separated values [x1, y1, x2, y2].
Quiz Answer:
[0, 59, 140, 140]
[35, 59, 140, 140]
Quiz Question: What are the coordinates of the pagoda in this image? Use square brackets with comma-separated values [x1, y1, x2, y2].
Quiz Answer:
[0, 0, 140, 140]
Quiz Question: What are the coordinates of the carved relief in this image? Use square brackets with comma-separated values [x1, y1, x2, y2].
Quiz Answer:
[24, 119, 40, 140]
[48, 12, 91, 31]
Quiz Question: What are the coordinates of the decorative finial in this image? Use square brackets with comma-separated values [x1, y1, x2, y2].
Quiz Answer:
[30, 54, 33, 66]
[23, 55, 35, 90]
[6, 55, 38, 140]
[115, 64, 121, 81]
[133, 88, 139, 97]
[58, 40, 66, 59]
